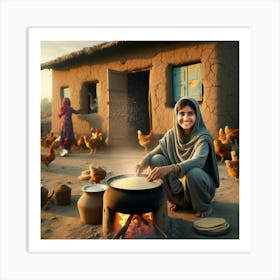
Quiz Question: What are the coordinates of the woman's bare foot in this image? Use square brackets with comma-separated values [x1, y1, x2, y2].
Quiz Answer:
[195, 207, 213, 217]
[168, 201, 181, 212]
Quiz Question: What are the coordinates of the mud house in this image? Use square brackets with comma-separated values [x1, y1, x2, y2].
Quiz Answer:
[41, 41, 239, 147]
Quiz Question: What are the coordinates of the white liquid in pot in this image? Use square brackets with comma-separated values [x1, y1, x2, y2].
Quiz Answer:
[110, 176, 162, 190]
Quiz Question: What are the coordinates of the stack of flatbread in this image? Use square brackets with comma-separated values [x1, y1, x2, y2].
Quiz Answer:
[193, 217, 230, 236]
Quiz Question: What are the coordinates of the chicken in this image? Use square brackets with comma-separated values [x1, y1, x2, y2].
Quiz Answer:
[41, 146, 55, 168]
[221, 134, 232, 145]
[41, 136, 47, 148]
[83, 135, 102, 155]
[90, 128, 103, 141]
[76, 135, 87, 150]
[213, 139, 232, 162]
[137, 129, 154, 152]
[89, 164, 107, 183]
[44, 131, 57, 148]
[230, 150, 239, 161]
[225, 125, 239, 145]
[218, 128, 227, 142]
[50, 136, 61, 151]
[225, 151, 239, 179]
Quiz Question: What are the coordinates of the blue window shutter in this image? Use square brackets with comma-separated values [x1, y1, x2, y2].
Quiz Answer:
[172, 67, 186, 104]
[172, 63, 202, 104]
[187, 63, 202, 101]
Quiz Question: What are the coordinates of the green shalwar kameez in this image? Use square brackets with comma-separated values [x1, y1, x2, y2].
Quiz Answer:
[142, 97, 220, 212]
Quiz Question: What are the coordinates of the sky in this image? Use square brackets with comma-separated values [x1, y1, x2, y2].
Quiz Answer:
[40, 41, 104, 101]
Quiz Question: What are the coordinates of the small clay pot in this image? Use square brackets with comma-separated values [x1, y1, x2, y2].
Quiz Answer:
[54, 184, 71, 205]
[77, 184, 107, 225]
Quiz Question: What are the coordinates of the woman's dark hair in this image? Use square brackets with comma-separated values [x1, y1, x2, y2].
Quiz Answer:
[176, 99, 197, 114]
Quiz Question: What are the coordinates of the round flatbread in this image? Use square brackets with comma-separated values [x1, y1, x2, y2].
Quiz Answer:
[193, 217, 227, 229]
[109, 176, 162, 190]
[194, 222, 230, 236]
[194, 222, 228, 231]
[193, 217, 230, 236]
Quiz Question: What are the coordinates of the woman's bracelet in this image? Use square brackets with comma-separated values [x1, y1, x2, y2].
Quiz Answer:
[172, 164, 180, 176]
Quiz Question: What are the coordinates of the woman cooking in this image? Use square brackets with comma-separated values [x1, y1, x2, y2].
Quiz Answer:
[136, 97, 219, 218]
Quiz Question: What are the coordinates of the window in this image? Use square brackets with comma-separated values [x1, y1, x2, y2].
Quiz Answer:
[60, 87, 70, 101]
[80, 82, 99, 114]
[172, 63, 202, 103]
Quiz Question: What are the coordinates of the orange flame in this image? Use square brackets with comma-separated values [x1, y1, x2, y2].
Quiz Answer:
[114, 212, 155, 238]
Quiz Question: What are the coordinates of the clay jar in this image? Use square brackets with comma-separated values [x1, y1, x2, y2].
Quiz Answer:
[77, 184, 108, 225]
[54, 184, 72, 205]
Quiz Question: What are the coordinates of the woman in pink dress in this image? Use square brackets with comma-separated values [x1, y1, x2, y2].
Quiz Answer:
[58, 97, 81, 156]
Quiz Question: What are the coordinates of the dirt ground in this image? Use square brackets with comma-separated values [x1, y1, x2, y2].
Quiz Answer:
[41, 145, 239, 240]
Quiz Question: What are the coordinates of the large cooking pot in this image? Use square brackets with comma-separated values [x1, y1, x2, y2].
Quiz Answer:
[105, 174, 164, 214]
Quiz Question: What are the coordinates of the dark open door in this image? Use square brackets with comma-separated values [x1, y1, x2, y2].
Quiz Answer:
[127, 71, 150, 145]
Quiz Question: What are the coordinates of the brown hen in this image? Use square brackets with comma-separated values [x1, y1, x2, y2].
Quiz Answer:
[218, 128, 227, 142]
[224, 150, 239, 179]
[213, 139, 232, 162]
[89, 164, 107, 183]
[83, 135, 102, 155]
[137, 130, 154, 152]
[77, 135, 87, 150]
[41, 146, 55, 168]
[50, 136, 61, 151]
[225, 125, 239, 145]
[44, 131, 57, 148]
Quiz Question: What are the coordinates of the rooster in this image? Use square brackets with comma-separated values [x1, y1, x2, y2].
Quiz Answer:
[41, 145, 55, 169]
[137, 129, 154, 152]
[213, 139, 232, 162]
[225, 151, 239, 179]
[89, 164, 107, 183]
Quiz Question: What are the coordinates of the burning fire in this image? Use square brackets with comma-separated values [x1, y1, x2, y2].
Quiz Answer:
[113, 212, 156, 238]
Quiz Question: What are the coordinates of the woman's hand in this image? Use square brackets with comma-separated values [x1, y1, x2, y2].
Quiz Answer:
[136, 161, 147, 176]
[146, 165, 173, 181]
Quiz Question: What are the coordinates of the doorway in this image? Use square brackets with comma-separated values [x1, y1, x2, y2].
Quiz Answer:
[108, 69, 150, 147]
[127, 71, 150, 146]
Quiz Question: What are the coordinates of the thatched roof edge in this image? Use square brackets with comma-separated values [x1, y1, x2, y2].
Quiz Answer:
[41, 41, 125, 70]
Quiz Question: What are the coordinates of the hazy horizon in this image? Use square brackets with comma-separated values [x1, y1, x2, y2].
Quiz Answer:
[40, 41, 105, 101]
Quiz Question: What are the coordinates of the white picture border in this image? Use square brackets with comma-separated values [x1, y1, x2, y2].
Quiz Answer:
[1, 1, 279, 279]
[28, 27, 252, 253]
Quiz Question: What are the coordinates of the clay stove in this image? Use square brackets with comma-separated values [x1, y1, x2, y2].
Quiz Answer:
[102, 175, 169, 239]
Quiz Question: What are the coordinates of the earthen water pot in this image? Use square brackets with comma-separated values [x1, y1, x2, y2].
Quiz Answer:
[77, 184, 108, 225]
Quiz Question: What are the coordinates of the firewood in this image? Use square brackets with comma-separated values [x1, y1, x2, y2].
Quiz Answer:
[112, 214, 134, 239]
